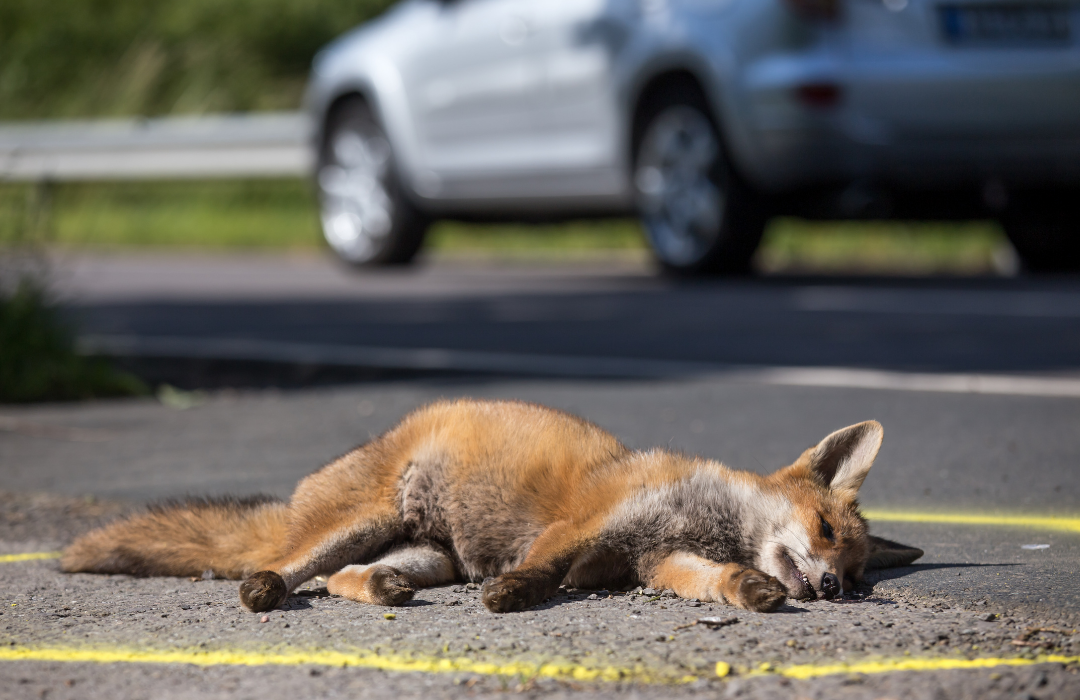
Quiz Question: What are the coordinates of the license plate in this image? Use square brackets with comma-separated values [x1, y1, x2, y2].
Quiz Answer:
[940, 4, 1071, 44]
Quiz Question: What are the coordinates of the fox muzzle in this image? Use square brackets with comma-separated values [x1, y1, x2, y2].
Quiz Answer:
[821, 572, 841, 599]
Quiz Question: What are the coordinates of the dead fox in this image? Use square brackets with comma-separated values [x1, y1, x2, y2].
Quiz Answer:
[62, 399, 922, 614]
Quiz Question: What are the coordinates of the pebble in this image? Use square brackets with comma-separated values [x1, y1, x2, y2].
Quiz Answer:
[661, 589, 676, 598]
[698, 616, 739, 628]
[259, 615, 269, 623]
[587, 594, 599, 601]
[641, 588, 658, 596]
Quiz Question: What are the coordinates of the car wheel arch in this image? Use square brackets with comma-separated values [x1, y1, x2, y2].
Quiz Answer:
[319, 89, 380, 151]
[628, 68, 749, 186]
[628, 68, 768, 275]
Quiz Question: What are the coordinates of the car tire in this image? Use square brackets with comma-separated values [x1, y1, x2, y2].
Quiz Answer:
[1001, 192, 1080, 273]
[632, 82, 766, 275]
[317, 97, 428, 266]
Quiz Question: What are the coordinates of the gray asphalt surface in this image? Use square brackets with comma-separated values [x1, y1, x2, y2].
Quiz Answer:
[50, 251, 1080, 374]
[2, 253, 1079, 699]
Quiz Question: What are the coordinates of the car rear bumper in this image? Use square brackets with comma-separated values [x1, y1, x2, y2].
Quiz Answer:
[734, 49, 1080, 192]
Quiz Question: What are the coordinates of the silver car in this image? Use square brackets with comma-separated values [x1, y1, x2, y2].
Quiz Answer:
[305, 0, 1080, 273]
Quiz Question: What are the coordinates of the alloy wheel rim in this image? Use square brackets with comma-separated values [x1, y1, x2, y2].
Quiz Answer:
[635, 106, 725, 267]
[318, 127, 394, 263]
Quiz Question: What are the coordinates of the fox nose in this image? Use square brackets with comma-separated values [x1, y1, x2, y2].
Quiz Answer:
[821, 572, 840, 599]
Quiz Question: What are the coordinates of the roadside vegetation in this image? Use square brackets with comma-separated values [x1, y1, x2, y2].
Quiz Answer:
[757, 219, 1012, 276]
[1, 1, 1014, 273]
[0, 282, 147, 402]
[0, 181, 1012, 274]
[0, 186, 146, 403]
[0, 0, 394, 120]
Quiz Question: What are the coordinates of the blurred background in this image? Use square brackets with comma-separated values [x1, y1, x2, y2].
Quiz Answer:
[1, 0, 1078, 402]
[1, 0, 1033, 273]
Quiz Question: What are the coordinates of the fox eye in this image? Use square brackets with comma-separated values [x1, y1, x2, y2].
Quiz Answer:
[820, 515, 835, 541]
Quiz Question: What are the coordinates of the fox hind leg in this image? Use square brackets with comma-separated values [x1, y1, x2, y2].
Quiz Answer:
[327, 544, 456, 606]
[482, 521, 589, 613]
[240, 503, 402, 612]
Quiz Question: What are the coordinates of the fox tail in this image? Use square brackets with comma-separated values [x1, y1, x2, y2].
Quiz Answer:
[61, 495, 289, 580]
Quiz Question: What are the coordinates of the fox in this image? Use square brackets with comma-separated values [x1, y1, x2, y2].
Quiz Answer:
[62, 398, 922, 614]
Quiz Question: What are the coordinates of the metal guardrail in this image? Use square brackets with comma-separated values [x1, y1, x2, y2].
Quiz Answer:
[0, 112, 313, 181]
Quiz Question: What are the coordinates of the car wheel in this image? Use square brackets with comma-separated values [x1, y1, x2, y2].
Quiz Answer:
[317, 97, 428, 266]
[1002, 192, 1080, 273]
[633, 85, 766, 275]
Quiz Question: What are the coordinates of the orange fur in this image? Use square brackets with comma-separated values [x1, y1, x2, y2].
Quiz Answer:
[62, 399, 922, 614]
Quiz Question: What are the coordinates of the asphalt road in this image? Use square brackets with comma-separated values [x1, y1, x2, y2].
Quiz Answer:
[2, 252, 1079, 699]
[53, 252, 1080, 374]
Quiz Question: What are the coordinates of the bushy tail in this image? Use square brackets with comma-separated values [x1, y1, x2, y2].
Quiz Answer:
[61, 496, 289, 580]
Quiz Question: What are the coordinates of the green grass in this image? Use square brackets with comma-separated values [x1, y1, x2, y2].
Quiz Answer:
[427, 220, 647, 258]
[0, 180, 1014, 274]
[758, 219, 1011, 276]
[44, 180, 324, 249]
[1, 0, 395, 120]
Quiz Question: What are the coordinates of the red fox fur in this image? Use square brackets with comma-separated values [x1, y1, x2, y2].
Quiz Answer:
[62, 399, 922, 613]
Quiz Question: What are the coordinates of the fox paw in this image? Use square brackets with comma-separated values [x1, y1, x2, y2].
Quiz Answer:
[482, 574, 543, 613]
[327, 564, 415, 606]
[367, 565, 416, 606]
[240, 570, 288, 612]
[734, 570, 786, 612]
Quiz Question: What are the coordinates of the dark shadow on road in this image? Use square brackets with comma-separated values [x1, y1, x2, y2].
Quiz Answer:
[291, 587, 332, 599]
[866, 562, 1023, 584]
[773, 603, 811, 613]
[281, 596, 315, 611]
[65, 273, 1080, 390]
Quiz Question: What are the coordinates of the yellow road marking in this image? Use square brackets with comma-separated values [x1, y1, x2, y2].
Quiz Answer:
[0, 645, 1076, 684]
[0, 645, 669, 683]
[763, 655, 1079, 680]
[0, 552, 62, 564]
[864, 511, 1080, 534]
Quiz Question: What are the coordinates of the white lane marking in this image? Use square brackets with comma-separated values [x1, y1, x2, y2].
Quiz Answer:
[77, 334, 1080, 399]
[793, 287, 1080, 318]
[752, 366, 1080, 398]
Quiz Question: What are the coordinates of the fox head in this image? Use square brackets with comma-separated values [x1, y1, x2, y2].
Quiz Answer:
[756, 421, 922, 601]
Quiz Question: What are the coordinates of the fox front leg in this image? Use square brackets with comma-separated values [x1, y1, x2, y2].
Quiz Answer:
[481, 521, 590, 613]
[647, 552, 787, 613]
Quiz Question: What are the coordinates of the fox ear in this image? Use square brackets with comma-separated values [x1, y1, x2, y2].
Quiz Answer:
[866, 535, 924, 570]
[805, 421, 883, 500]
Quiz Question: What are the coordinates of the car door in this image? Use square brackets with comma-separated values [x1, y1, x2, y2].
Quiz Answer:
[399, 0, 549, 200]
[525, 0, 626, 200]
